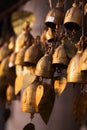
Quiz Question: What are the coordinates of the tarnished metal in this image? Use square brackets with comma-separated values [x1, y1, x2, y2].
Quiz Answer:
[45, 2, 64, 29]
[21, 81, 44, 114]
[52, 40, 69, 68]
[35, 54, 53, 78]
[64, 2, 82, 31]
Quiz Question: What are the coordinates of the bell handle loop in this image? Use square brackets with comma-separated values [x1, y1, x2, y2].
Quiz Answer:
[49, 0, 52, 9]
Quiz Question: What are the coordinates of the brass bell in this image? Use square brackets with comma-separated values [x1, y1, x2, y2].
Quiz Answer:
[80, 37, 87, 72]
[35, 54, 53, 78]
[6, 85, 14, 102]
[45, 28, 55, 42]
[45, 1, 64, 29]
[80, 48, 87, 71]
[52, 40, 69, 68]
[15, 46, 27, 66]
[15, 21, 34, 53]
[0, 43, 10, 62]
[24, 38, 43, 65]
[21, 81, 44, 114]
[64, 2, 82, 31]
[67, 38, 87, 83]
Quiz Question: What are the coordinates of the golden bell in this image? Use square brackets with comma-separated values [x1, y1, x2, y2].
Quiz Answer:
[45, 28, 55, 42]
[6, 85, 14, 102]
[15, 46, 27, 66]
[64, 2, 82, 31]
[80, 42, 87, 71]
[35, 54, 53, 78]
[24, 43, 43, 65]
[0, 43, 10, 62]
[15, 21, 34, 53]
[45, 4, 64, 29]
[52, 41, 69, 68]
[21, 81, 44, 114]
[67, 39, 87, 83]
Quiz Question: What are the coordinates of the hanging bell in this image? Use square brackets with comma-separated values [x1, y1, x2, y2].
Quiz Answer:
[80, 37, 87, 72]
[15, 46, 27, 66]
[45, 28, 55, 42]
[67, 38, 87, 83]
[52, 40, 69, 68]
[0, 43, 10, 62]
[24, 38, 43, 65]
[15, 21, 34, 53]
[64, 1, 82, 31]
[35, 53, 53, 78]
[21, 81, 44, 114]
[45, 1, 64, 29]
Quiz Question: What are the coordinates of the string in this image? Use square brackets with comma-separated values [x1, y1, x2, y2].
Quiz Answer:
[82, 0, 84, 36]
[49, 0, 52, 9]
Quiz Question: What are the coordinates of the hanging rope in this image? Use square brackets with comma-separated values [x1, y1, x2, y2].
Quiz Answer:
[49, 0, 52, 9]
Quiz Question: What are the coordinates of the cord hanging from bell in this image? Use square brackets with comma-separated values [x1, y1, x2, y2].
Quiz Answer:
[49, 0, 52, 9]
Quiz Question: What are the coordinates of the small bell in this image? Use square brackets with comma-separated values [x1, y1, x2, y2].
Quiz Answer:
[64, 1, 82, 31]
[24, 37, 43, 65]
[52, 40, 69, 68]
[35, 53, 53, 78]
[45, 0, 64, 29]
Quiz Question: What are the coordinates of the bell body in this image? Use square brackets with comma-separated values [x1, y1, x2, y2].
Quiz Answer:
[9, 52, 16, 68]
[52, 44, 69, 68]
[15, 47, 27, 66]
[80, 48, 87, 72]
[21, 82, 44, 114]
[35, 54, 53, 78]
[64, 3, 82, 31]
[24, 43, 43, 65]
[45, 6, 64, 29]
[67, 52, 87, 83]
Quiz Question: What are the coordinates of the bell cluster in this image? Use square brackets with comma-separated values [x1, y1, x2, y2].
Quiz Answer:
[0, 0, 87, 126]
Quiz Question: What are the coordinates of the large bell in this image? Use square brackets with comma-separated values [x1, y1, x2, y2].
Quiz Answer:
[80, 38, 87, 71]
[64, 2, 82, 31]
[67, 38, 87, 83]
[52, 40, 69, 68]
[45, 1, 64, 29]
[21, 81, 44, 114]
[35, 54, 53, 78]
[24, 39, 43, 65]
